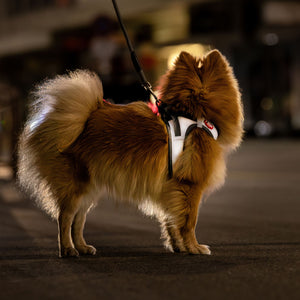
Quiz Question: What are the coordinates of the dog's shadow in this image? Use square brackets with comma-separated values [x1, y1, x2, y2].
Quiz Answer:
[67, 241, 299, 276]
[60, 245, 256, 276]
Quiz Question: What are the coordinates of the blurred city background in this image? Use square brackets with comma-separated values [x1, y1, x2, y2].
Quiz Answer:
[1, 2, 300, 298]
[0, 0, 300, 177]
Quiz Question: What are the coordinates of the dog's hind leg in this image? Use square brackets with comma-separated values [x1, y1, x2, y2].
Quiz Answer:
[71, 200, 96, 255]
[58, 197, 81, 257]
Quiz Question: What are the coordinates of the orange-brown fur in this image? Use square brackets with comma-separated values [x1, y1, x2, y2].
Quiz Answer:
[18, 50, 243, 257]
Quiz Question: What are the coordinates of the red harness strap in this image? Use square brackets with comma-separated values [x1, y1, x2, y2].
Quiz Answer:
[148, 101, 159, 115]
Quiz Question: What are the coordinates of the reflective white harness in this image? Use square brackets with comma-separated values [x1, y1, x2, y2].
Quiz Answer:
[168, 116, 218, 165]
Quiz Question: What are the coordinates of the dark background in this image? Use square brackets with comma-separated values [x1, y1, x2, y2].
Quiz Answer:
[0, 0, 300, 171]
[0, 1, 299, 299]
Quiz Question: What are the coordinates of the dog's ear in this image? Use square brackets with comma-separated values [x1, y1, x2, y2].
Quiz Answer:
[199, 50, 243, 150]
[174, 52, 198, 72]
[158, 51, 204, 117]
[200, 50, 237, 92]
[172, 52, 201, 86]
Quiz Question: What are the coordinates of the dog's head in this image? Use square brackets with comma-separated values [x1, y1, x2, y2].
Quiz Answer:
[158, 50, 244, 151]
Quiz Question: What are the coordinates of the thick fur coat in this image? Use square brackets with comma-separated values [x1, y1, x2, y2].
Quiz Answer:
[18, 50, 243, 257]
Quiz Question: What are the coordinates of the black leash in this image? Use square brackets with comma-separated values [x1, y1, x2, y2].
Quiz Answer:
[111, 0, 158, 102]
[111, 0, 173, 178]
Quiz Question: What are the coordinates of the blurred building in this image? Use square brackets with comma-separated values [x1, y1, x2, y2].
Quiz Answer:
[0, 0, 300, 170]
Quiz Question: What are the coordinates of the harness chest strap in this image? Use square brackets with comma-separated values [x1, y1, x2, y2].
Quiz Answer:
[168, 116, 218, 165]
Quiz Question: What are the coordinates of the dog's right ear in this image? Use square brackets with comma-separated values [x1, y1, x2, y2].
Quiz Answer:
[199, 50, 238, 92]
[199, 50, 243, 151]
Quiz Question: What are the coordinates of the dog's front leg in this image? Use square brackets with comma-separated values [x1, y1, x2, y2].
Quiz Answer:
[162, 181, 211, 255]
[160, 218, 186, 253]
[180, 193, 211, 255]
[179, 185, 211, 255]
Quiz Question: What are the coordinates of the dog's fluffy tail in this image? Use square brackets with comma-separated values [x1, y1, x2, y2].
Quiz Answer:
[18, 70, 103, 217]
[29, 70, 103, 151]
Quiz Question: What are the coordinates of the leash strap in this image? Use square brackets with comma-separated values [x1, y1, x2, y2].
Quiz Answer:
[111, 0, 158, 102]
[111, 0, 174, 179]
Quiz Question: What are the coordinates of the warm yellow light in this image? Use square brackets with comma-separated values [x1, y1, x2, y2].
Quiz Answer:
[159, 43, 210, 69]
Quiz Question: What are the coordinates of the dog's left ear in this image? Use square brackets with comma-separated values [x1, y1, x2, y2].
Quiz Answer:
[172, 52, 201, 85]
[161, 51, 202, 97]
[174, 52, 199, 73]
[158, 51, 204, 117]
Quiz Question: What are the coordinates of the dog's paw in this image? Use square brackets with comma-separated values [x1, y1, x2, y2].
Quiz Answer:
[164, 239, 187, 253]
[172, 241, 187, 253]
[186, 243, 211, 255]
[165, 242, 185, 253]
[60, 247, 79, 258]
[77, 245, 97, 256]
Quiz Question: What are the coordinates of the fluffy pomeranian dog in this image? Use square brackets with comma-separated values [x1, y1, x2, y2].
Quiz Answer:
[18, 50, 243, 257]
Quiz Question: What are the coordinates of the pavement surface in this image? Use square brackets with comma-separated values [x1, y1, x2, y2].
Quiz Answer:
[0, 139, 299, 300]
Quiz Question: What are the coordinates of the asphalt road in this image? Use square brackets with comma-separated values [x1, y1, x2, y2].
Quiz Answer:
[0, 139, 299, 300]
